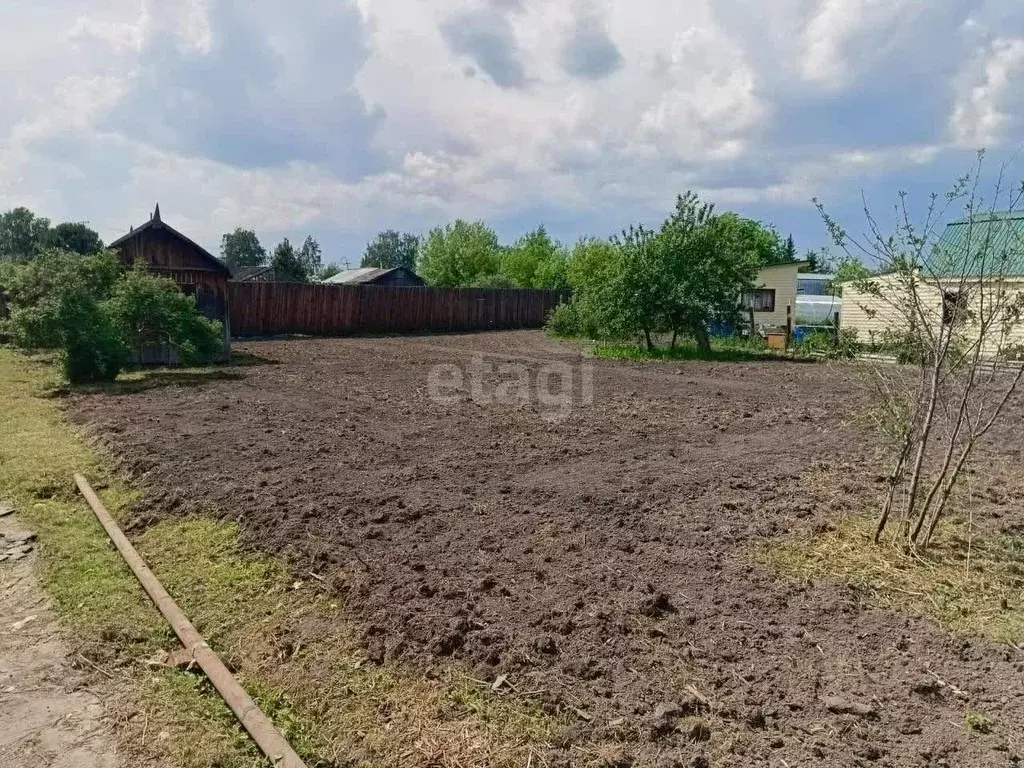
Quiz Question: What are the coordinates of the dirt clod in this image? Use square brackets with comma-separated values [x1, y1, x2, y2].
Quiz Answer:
[638, 593, 676, 618]
[821, 695, 876, 718]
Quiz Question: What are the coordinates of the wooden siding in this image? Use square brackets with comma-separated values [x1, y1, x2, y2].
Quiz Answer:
[116, 226, 222, 273]
[841, 276, 1024, 356]
[229, 282, 567, 337]
[752, 263, 800, 328]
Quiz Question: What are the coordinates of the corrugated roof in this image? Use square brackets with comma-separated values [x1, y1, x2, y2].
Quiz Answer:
[234, 265, 274, 281]
[930, 211, 1024, 277]
[322, 267, 391, 284]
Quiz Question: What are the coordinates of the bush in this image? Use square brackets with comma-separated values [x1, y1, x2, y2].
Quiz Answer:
[60, 297, 127, 383]
[797, 328, 858, 360]
[2, 250, 223, 383]
[1, 250, 121, 349]
[545, 302, 580, 337]
[468, 273, 516, 289]
[106, 266, 223, 365]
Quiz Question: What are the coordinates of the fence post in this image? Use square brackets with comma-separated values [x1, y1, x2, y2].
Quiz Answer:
[786, 305, 793, 349]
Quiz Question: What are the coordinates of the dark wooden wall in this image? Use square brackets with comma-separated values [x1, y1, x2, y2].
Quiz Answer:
[229, 282, 567, 338]
[116, 227, 216, 272]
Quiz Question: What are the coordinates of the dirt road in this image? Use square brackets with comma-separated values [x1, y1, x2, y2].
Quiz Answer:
[0, 511, 118, 768]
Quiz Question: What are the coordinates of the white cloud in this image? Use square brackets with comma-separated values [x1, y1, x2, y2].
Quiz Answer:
[0, 0, 1018, 252]
[950, 37, 1024, 148]
[800, 0, 932, 89]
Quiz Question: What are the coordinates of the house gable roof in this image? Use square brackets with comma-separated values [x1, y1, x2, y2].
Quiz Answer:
[108, 204, 230, 276]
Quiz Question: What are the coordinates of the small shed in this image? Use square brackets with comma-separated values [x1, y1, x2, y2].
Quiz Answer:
[109, 204, 231, 363]
[321, 266, 426, 287]
[744, 261, 808, 330]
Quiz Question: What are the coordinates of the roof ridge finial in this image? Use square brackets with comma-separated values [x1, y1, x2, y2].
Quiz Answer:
[153, 202, 161, 223]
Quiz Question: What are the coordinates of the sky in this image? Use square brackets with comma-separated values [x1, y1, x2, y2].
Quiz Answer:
[1, 0, 1023, 268]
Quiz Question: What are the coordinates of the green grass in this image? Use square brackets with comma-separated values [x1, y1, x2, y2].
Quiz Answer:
[965, 710, 996, 734]
[592, 335, 793, 363]
[0, 347, 563, 768]
[755, 514, 1024, 646]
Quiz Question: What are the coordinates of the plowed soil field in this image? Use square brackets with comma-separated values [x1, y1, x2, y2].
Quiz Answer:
[71, 332, 1024, 767]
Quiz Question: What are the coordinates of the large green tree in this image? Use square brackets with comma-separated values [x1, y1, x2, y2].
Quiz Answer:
[501, 225, 569, 290]
[561, 237, 623, 339]
[49, 222, 103, 255]
[721, 215, 787, 266]
[299, 235, 322, 275]
[0, 207, 52, 261]
[361, 230, 420, 270]
[610, 223, 673, 349]
[659, 199, 761, 350]
[271, 238, 308, 282]
[554, 192, 761, 351]
[418, 220, 501, 287]
[220, 229, 267, 274]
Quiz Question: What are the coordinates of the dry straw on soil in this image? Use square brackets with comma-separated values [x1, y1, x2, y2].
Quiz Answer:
[756, 514, 1024, 647]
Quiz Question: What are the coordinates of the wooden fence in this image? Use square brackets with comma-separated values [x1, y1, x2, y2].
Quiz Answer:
[228, 282, 567, 338]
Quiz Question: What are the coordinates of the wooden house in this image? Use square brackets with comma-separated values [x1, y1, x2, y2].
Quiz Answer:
[109, 204, 231, 362]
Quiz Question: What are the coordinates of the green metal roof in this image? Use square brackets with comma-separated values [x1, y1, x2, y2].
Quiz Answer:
[929, 211, 1024, 277]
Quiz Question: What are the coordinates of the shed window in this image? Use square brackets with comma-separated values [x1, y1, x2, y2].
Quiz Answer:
[942, 291, 967, 326]
[744, 289, 776, 313]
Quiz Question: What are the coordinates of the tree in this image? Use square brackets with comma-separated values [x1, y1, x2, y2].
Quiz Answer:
[362, 230, 419, 270]
[2, 249, 122, 350]
[501, 225, 569, 290]
[553, 193, 760, 351]
[105, 265, 223, 366]
[829, 255, 872, 295]
[782, 234, 797, 263]
[220, 229, 266, 274]
[0, 207, 51, 261]
[469, 273, 517, 288]
[418, 220, 501, 287]
[724, 216, 786, 266]
[611, 223, 673, 349]
[559, 237, 623, 338]
[801, 247, 837, 273]
[299, 235, 322, 275]
[658, 197, 761, 351]
[817, 154, 1024, 551]
[315, 263, 344, 281]
[271, 238, 308, 282]
[49, 222, 103, 255]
